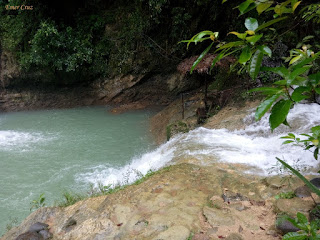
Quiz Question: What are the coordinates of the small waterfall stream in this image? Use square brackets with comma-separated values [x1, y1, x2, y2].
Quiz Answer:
[82, 103, 320, 188]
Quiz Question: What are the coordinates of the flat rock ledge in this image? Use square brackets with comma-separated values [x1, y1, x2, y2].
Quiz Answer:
[2, 163, 317, 240]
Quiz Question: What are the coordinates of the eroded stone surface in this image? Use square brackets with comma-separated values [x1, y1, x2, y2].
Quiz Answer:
[3, 163, 315, 240]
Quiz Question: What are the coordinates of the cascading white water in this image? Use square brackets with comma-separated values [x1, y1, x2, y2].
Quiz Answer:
[80, 103, 320, 188]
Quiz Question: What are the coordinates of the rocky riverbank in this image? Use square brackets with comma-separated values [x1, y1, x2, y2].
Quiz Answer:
[2, 162, 318, 240]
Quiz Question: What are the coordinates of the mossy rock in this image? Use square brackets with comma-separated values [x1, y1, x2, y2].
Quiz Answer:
[166, 121, 190, 141]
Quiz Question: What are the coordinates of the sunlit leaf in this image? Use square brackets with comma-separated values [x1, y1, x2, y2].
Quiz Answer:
[229, 31, 248, 40]
[245, 30, 255, 35]
[239, 0, 254, 14]
[292, 1, 301, 12]
[289, 55, 302, 65]
[246, 34, 263, 45]
[256, 2, 273, 14]
[245, 17, 259, 31]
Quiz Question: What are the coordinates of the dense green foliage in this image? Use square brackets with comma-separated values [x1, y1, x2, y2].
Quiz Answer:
[0, 0, 243, 86]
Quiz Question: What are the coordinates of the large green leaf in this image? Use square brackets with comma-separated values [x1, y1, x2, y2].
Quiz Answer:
[312, 126, 320, 136]
[261, 66, 289, 78]
[287, 66, 312, 85]
[239, 0, 254, 14]
[256, 2, 273, 14]
[245, 17, 259, 31]
[277, 158, 320, 197]
[309, 72, 320, 86]
[190, 42, 213, 74]
[249, 49, 264, 80]
[249, 87, 283, 96]
[255, 94, 282, 121]
[239, 46, 252, 64]
[291, 86, 311, 102]
[269, 99, 292, 130]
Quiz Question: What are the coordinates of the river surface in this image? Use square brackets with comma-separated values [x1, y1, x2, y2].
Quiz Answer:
[0, 107, 155, 235]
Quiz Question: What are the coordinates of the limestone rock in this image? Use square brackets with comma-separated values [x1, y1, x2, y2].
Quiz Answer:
[225, 233, 244, 240]
[274, 198, 315, 217]
[203, 206, 235, 227]
[153, 225, 190, 240]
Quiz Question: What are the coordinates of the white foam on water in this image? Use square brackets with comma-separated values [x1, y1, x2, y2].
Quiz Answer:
[0, 130, 58, 151]
[79, 103, 320, 187]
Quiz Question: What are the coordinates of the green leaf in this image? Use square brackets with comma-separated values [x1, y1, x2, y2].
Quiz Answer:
[256, 17, 287, 32]
[239, 46, 252, 64]
[261, 66, 289, 78]
[255, 94, 282, 121]
[309, 72, 320, 86]
[292, 1, 301, 12]
[229, 31, 248, 40]
[311, 126, 320, 136]
[289, 55, 302, 65]
[291, 86, 311, 102]
[283, 231, 308, 240]
[277, 158, 320, 197]
[238, 0, 252, 14]
[249, 50, 264, 80]
[283, 140, 294, 144]
[256, 2, 273, 14]
[245, 18, 259, 31]
[190, 42, 213, 74]
[297, 212, 308, 225]
[288, 66, 312, 85]
[238, 0, 255, 14]
[269, 99, 292, 130]
[290, 57, 314, 71]
[248, 87, 282, 95]
[216, 41, 245, 50]
[273, 80, 287, 85]
[314, 148, 319, 160]
[315, 88, 320, 94]
[182, 31, 217, 49]
[257, 45, 272, 57]
[246, 34, 263, 45]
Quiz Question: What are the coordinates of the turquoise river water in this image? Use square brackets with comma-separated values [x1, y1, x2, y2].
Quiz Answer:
[0, 106, 155, 235]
